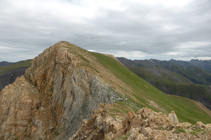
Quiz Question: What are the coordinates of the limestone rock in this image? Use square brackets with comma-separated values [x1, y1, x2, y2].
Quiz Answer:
[0, 76, 40, 139]
[104, 132, 114, 140]
[0, 41, 120, 140]
[69, 106, 211, 140]
[128, 128, 139, 140]
[176, 122, 192, 128]
[168, 111, 179, 122]
[205, 124, 211, 130]
[194, 121, 205, 129]
[1, 41, 211, 140]
[143, 127, 152, 136]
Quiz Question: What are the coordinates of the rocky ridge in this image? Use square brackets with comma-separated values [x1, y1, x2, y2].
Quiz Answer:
[70, 104, 211, 140]
[0, 42, 121, 140]
[1, 41, 211, 140]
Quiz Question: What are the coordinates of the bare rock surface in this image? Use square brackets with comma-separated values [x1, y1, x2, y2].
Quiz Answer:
[0, 41, 119, 140]
[69, 105, 211, 140]
[1, 41, 211, 140]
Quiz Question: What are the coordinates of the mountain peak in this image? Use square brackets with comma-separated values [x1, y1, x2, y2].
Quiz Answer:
[0, 41, 122, 139]
[1, 42, 211, 139]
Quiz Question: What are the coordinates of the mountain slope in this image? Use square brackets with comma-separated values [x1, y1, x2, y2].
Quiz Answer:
[128, 66, 192, 84]
[0, 60, 31, 74]
[94, 53, 211, 123]
[127, 66, 211, 110]
[0, 60, 31, 90]
[0, 61, 16, 67]
[0, 41, 211, 140]
[117, 57, 211, 85]
[173, 59, 211, 73]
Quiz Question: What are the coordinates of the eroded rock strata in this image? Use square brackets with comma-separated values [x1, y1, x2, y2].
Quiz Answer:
[0, 42, 119, 140]
[1, 41, 211, 140]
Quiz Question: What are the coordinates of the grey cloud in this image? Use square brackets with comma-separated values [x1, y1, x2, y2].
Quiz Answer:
[0, 0, 211, 61]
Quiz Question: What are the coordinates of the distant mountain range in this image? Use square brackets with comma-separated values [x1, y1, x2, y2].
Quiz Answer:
[0, 61, 16, 67]
[0, 60, 31, 91]
[171, 59, 211, 73]
[1, 41, 211, 139]
[117, 57, 211, 85]
[117, 57, 211, 110]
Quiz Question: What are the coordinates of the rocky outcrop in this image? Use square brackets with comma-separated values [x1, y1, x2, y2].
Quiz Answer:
[0, 76, 40, 140]
[0, 41, 120, 140]
[70, 105, 211, 140]
[0, 67, 28, 90]
[1, 41, 211, 140]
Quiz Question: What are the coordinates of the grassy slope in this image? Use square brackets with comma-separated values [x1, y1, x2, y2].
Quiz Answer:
[117, 58, 211, 85]
[170, 65, 211, 85]
[0, 60, 31, 74]
[127, 67, 211, 101]
[128, 67, 192, 84]
[92, 52, 211, 124]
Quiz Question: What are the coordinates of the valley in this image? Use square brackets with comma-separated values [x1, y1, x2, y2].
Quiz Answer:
[117, 57, 211, 110]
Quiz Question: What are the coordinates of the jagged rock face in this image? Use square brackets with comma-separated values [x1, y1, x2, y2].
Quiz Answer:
[0, 42, 118, 140]
[70, 105, 211, 140]
[0, 76, 40, 140]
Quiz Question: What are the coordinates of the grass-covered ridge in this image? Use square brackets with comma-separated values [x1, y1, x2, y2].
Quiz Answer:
[127, 66, 211, 103]
[0, 60, 31, 74]
[47, 42, 211, 124]
[91, 52, 211, 124]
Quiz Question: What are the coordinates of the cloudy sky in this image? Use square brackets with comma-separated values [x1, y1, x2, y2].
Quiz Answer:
[0, 0, 211, 62]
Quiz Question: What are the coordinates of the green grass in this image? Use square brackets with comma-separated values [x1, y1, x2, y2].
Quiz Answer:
[92, 52, 211, 124]
[156, 82, 209, 100]
[127, 66, 211, 105]
[79, 54, 90, 63]
[79, 62, 99, 73]
[128, 67, 192, 85]
[189, 128, 209, 136]
[173, 128, 186, 134]
[0, 60, 31, 74]
[190, 131, 198, 136]
[123, 59, 211, 85]
[192, 128, 202, 132]
[116, 133, 130, 140]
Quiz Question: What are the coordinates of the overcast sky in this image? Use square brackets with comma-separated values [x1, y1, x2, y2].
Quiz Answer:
[0, 0, 211, 62]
